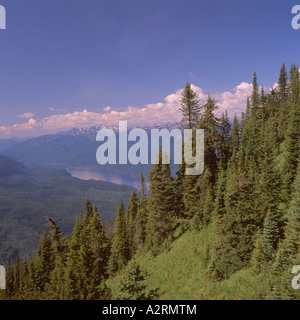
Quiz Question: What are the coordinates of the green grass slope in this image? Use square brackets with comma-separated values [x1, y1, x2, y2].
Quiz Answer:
[108, 223, 267, 300]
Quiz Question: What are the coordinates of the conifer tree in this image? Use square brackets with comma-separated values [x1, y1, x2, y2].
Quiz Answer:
[281, 85, 300, 201]
[218, 111, 231, 169]
[173, 142, 186, 219]
[126, 190, 138, 257]
[260, 209, 280, 263]
[278, 63, 288, 103]
[45, 217, 66, 299]
[183, 95, 220, 220]
[13, 256, 20, 294]
[231, 114, 240, 157]
[36, 231, 54, 291]
[85, 206, 110, 299]
[108, 200, 129, 275]
[179, 82, 201, 129]
[134, 172, 148, 249]
[116, 261, 159, 300]
[250, 230, 264, 273]
[251, 71, 259, 110]
[146, 150, 176, 251]
[199, 95, 220, 180]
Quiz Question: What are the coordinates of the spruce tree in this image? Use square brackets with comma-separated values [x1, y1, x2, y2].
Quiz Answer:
[116, 261, 159, 300]
[36, 231, 54, 292]
[278, 63, 288, 103]
[134, 172, 148, 249]
[251, 71, 259, 110]
[126, 190, 138, 257]
[231, 114, 240, 157]
[179, 82, 201, 129]
[45, 217, 66, 299]
[108, 200, 129, 275]
[218, 111, 232, 169]
[146, 150, 176, 251]
[260, 209, 280, 263]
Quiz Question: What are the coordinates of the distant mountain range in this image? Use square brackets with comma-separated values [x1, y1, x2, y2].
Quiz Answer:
[0, 155, 134, 263]
[0, 124, 179, 262]
[0, 123, 178, 177]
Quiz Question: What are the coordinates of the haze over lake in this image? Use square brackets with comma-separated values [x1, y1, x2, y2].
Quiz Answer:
[66, 166, 142, 189]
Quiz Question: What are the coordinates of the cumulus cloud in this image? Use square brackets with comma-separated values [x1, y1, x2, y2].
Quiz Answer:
[17, 112, 36, 119]
[49, 107, 67, 112]
[103, 106, 111, 112]
[0, 81, 259, 138]
[214, 82, 253, 117]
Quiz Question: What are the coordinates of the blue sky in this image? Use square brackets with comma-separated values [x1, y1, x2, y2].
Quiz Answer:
[0, 0, 299, 137]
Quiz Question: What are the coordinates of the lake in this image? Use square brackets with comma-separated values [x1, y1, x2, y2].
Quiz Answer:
[66, 166, 143, 189]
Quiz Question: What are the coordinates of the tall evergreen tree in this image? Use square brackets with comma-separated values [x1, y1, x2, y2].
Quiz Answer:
[251, 71, 259, 110]
[36, 231, 54, 292]
[231, 114, 240, 157]
[126, 190, 138, 257]
[218, 111, 232, 168]
[134, 172, 148, 249]
[146, 150, 176, 251]
[179, 82, 201, 129]
[108, 200, 129, 275]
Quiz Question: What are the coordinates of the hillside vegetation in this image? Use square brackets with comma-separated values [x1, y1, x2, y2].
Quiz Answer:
[108, 222, 267, 300]
[0, 156, 133, 263]
[1, 63, 300, 300]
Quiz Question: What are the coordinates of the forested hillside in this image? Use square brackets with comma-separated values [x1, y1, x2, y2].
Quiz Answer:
[1, 63, 299, 300]
[0, 157, 133, 263]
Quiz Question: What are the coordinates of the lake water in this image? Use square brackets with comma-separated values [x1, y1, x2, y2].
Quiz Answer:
[66, 166, 143, 189]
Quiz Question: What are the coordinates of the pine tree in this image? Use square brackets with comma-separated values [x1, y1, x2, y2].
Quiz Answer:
[271, 166, 300, 298]
[45, 217, 66, 299]
[116, 261, 159, 300]
[218, 111, 232, 169]
[108, 200, 129, 275]
[179, 82, 201, 129]
[146, 150, 176, 251]
[260, 209, 280, 263]
[278, 63, 288, 103]
[13, 256, 21, 295]
[210, 157, 259, 279]
[173, 145, 186, 219]
[87, 205, 110, 299]
[231, 114, 240, 158]
[134, 172, 148, 249]
[183, 95, 220, 221]
[199, 95, 220, 180]
[250, 230, 264, 273]
[36, 231, 54, 292]
[251, 71, 259, 110]
[257, 129, 282, 226]
[126, 190, 138, 257]
[281, 83, 300, 201]
[64, 214, 84, 300]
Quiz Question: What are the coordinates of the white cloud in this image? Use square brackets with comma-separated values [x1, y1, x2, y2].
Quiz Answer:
[17, 112, 35, 119]
[49, 107, 67, 112]
[0, 81, 262, 138]
[214, 82, 253, 117]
